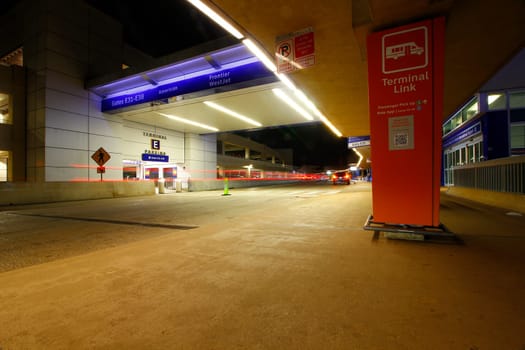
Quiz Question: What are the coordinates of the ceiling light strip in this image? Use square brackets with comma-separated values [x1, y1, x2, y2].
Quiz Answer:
[186, 0, 244, 39]
[318, 114, 343, 137]
[274, 73, 343, 137]
[242, 39, 277, 72]
[157, 112, 219, 132]
[275, 73, 296, 90]
[272, 88, 314, 121]
[352, 147, 364, 168]
[293, 88, 343, 137]
[204, 101, 262, 127]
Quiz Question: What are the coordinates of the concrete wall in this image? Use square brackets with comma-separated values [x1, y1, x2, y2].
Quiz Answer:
[11, 0, 125, 182]
[0, 181, 155, 206]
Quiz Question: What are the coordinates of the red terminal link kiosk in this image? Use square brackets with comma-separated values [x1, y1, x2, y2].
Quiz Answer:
[364, 17, 453, 239]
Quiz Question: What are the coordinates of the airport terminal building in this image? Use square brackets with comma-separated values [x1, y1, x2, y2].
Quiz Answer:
[442, 48, 525, 187]
[0, 0, 298, 191]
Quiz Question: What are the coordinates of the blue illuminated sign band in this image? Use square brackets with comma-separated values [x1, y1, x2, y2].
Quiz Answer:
[443, 122, 481, 148]
[102, 61, 273, 112]
[142, 154, 169, 162]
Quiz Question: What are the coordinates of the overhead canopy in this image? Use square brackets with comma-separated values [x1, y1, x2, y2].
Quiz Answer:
[89, 44, 325, 135]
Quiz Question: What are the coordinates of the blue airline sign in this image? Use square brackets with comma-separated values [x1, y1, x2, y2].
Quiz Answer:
[102, 61, 273, 112]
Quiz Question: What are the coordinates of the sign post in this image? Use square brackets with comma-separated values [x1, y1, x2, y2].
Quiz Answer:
[364, 18, 449, 238]
[91, 147, 111, 181]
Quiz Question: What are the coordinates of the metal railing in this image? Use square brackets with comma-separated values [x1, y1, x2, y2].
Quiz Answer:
[452, 155, 525, 194]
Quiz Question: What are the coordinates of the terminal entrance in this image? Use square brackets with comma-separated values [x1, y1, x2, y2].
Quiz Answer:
[443, 136, 484, 186]
[91, 43, 329, 186]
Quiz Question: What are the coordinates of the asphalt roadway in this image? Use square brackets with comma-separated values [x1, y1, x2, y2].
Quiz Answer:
[0, 181, 524, 349]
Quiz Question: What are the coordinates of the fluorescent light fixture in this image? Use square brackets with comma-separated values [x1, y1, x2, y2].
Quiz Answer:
[352, 148, 364, 168]
[274, 56, 342, 137]
[294, 89, 319, 113]
[275, 73, 296, 91]
[272, 88, 313, 121]
[157, 112, 219, 132]
[204, 101, 262, 127]
[319, 113, 343, 137]
[293, 89, 343, 137]
[242, 39, 277, 72]
[275, 53, 303, 70]
[467, 102, 478, 112]
[186, 0, 244, 39]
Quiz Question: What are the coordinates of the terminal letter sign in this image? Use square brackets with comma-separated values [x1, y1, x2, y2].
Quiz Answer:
[367, 18, 445, 226]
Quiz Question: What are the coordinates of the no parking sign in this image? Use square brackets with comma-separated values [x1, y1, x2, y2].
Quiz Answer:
[276, 27, 315, 73]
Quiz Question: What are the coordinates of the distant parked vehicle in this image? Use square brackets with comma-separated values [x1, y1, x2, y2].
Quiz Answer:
[331, 170, 351, 185]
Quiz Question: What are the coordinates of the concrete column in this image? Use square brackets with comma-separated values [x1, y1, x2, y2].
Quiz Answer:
[245, 147, 250, 159]
[184, 133, 217, 180]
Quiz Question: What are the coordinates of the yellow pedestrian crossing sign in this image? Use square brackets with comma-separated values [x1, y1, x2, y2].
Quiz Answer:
[92, 147, 111, 166]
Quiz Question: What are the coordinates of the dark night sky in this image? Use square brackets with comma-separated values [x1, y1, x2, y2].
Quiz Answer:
[1, 0, 351, 169]
[86, 0, 233, 57]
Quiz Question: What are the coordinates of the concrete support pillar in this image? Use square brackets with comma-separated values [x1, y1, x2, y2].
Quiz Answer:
[245, 147, 250, 159]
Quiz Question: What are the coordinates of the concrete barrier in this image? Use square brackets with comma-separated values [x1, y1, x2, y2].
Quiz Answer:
[0, 181, 156, 206]
[188, 179, 301, 192]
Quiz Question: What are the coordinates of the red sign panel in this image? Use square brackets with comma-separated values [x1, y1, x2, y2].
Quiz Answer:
[367, 18, 445, 226]
[276, 28, 315, 73]
[294, 31, 315, 67]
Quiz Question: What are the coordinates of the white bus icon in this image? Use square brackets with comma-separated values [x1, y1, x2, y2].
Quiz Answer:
[385, 42, 424, 60]
[382, 26, 428, 74]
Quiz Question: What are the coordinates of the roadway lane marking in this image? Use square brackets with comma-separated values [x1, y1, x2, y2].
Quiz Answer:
[292, 190, 341, 198]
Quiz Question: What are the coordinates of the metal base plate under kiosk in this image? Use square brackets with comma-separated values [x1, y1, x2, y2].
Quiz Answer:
[364, 215, 456, 242]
